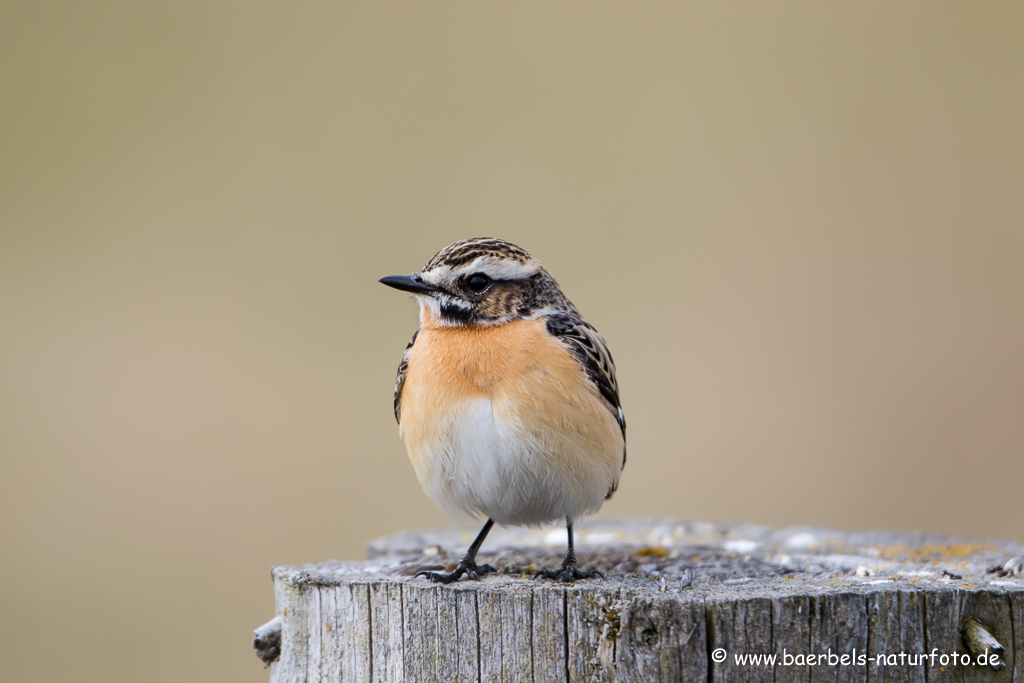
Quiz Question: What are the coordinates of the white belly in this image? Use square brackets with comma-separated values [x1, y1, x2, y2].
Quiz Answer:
[405, 396, 615, 526]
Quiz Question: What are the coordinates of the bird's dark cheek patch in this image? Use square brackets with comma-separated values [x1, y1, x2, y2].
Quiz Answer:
[440, 305, 475, 325]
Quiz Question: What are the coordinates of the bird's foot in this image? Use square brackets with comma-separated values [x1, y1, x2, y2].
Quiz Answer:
[415, 558, 496, 584]
[534, 560, 603, 584]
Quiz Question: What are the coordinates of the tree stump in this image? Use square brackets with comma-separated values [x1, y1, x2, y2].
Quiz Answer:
[255, 518, 1024, 682]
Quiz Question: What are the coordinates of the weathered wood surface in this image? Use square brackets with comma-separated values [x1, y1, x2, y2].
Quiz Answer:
[262, 518, 1024, 682]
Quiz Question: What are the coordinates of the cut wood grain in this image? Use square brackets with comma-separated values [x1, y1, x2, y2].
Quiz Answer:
[258, 518, 1024, 682]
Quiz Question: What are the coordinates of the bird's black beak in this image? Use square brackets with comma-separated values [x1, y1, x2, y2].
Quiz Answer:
[378, 274, 437, 295]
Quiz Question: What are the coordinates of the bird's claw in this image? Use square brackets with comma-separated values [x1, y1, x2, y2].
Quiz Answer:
[416, 560, 496, 584]
[414, 569, 459, 584]
[534, 564, 603, 583]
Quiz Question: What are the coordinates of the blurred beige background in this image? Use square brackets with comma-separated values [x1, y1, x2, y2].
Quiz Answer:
[2, 2, 1022, 681]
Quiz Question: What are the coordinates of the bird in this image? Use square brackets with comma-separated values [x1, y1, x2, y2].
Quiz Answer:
[379, 238, 625, 583]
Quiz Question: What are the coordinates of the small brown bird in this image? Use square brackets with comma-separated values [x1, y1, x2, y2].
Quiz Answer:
[380, 238, 625, 583]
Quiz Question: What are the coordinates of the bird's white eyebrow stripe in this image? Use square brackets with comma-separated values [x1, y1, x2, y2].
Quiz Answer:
[435, 293, 470, 309]
[420, 256, 540, 285]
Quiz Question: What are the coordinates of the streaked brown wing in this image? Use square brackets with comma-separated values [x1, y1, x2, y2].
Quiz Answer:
[545, 313, 626, 492]
[393, 329, 419, 424]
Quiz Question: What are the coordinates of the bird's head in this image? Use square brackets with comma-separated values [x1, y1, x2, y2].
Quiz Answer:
[379, 238, 571, 328]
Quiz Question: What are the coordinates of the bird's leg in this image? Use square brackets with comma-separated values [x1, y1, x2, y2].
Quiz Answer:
[416, 519, 497, 584]
[534, 520, 604, 583]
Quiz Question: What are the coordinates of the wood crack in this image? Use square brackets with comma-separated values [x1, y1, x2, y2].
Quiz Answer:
[366, 585, 374, 683]
[563, 590, 570, 683]
[475, 591, 482, 683]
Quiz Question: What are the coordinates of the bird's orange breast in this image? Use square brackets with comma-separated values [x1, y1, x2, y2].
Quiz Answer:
[405, 317, 568, 396]
[399, 316, 616, 443]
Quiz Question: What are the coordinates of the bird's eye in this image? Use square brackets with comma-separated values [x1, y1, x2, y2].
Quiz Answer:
[465, 273, 491, 293]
